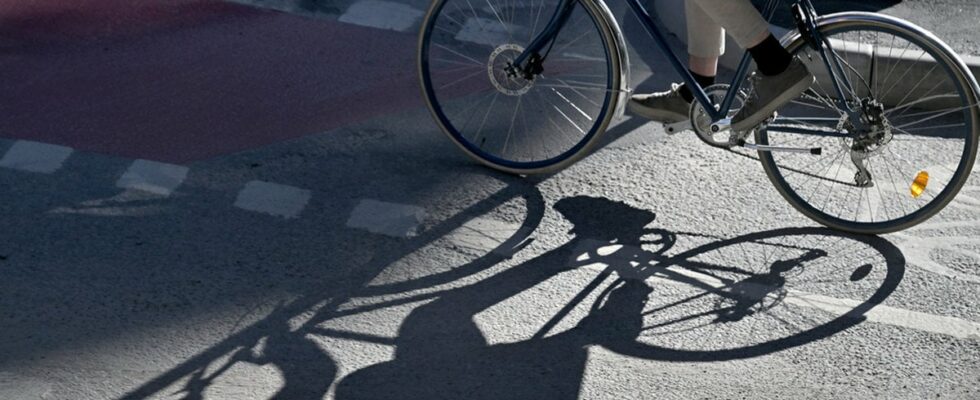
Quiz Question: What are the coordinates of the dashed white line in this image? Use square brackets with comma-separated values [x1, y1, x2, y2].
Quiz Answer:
[115, 160, 189, 196]
[664, 265, 980, 341]
[0, 140, 73, 174]
[346, 199, 425, 238]
[234, 180, 312, 219]
[454, 17, 521, 47]
[338, 0, 423, 32]
[789, 292, 980, 340]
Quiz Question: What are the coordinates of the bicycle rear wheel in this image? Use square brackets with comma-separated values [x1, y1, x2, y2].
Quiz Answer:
[757, 13, 980, 234]
[418, 0, 627, 174]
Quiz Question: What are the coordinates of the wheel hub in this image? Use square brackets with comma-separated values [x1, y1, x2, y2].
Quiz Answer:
[839, 98, 893, 157]
[857, 98, 893, 153]
[488, 44, 534, 96]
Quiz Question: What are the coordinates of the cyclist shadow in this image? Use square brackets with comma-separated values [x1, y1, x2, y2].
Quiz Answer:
[175, 317, 337, 400]
[335, 195, 906, 399]
[335, 196, 666, 400]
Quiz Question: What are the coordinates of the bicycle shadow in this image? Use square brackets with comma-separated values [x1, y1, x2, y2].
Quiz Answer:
[108, 178, 908, 400]
[115, 172, 550, 400]
[174, 317, 338, 400]
[118, 193, 908, 399]
[330, 195, 906, 399]
[332, 196, 663, 399]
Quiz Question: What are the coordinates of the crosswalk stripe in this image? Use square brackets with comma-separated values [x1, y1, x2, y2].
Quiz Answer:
[116, 159, 190, 196]
[234, 180, 312, 218]
[0, 140, 74, 174]
[347, 199, 426, 237]
[338, 0, 424, 32]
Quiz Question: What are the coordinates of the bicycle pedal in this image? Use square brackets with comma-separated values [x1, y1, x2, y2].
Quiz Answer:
[664, 120, 691, 135]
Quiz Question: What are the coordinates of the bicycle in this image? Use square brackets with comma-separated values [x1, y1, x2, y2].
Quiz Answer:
[417, 0, 980, 234]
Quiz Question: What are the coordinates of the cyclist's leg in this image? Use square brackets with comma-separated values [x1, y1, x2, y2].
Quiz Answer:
[685, 0, 725, 67]
[688, 0, 770, 51]
[682, 0, 722, 98]
[688, 0, 816, 131]
[628, 0, 722, 122]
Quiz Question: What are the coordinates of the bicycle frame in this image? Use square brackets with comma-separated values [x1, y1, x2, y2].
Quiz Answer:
[512, 0, 853, 125]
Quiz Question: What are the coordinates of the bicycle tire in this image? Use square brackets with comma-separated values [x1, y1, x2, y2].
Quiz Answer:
[418, 0, 628, 174]
[756, 12, 980, 234]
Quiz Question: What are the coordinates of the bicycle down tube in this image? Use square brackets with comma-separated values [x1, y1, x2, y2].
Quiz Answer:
[513, 0, 787, 123]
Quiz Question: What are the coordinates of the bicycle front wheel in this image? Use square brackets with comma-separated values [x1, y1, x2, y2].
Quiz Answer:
[758, 13, 980, 234]
[418, 0, 626, 174]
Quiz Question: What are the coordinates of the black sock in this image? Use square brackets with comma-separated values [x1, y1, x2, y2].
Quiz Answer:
[748, 34, 792, 76]
[678, 71, 715, 102]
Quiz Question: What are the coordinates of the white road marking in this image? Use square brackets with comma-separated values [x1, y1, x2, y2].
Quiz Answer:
[454, 17, 519, 47]
[789, 292, 980, 340]
[664, 265, 980, 341]
[573, 240, 980, 340]
[888, 163, 980, 283]
[49, 190, 165, 216]
[346, 199, 425, 238]
[0, 140, 73, 173]
[234, 180, 312, 219]
[115, 160, 189, 196]
[338, 0, 423, 32]
[892, 228, 980, 284]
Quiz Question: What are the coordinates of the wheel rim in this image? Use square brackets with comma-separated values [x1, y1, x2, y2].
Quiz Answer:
[419, 0, 617, 171]
[759, 18, 978, 232]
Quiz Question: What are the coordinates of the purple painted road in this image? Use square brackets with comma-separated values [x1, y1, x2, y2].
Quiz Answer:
[0, 0, 421, 163]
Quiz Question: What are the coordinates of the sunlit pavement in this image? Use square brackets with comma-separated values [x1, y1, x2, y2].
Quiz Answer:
[1, 1, 978, 399]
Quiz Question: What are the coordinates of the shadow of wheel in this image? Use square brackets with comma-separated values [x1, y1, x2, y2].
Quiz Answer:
[595, 227, 906, 362]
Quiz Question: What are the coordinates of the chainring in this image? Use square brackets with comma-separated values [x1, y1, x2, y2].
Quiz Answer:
[689, 84, 749, 148]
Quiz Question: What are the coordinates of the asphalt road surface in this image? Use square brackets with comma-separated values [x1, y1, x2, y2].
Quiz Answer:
[0, 1, 978, 399]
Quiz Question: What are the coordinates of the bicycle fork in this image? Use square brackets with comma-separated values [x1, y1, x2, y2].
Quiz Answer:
[795, 0, 877, 186]
[507, 0, 578, 79]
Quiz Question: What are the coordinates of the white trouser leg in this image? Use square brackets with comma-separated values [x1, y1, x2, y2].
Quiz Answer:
[685, 0, 725, 58]
[687, 0, 771, 51]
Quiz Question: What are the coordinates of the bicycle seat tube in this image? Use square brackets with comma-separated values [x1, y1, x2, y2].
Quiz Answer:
[795, 0, 866, 127]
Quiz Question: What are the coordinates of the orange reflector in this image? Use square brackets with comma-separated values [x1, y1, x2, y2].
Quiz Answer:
[910, 171, 929, 198]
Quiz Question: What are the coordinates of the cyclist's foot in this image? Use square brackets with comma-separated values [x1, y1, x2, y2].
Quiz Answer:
[627, 83, 691, 123]
[731, 57, 815, 132]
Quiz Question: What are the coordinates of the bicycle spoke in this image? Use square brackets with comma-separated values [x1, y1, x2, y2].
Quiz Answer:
[439, 68, 488, 89]
[759, 22, 977, 231]
[887, 63, 940, 113]
[482, 0, 514, 43]
[893, 103, 977, 130]
[879, 46, 929, 102]
[433, 43, 485, 66]
[501, 95, 523, 154]
[550, 88, 592, 121]
[885, 93, 960, 117]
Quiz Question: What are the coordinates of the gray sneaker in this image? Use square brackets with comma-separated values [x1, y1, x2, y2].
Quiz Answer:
[731, 57, 815, 132]
[628, 83, 691, 123]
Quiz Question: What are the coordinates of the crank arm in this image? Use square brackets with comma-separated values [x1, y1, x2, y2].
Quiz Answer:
[664, 120, 691, 135]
